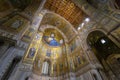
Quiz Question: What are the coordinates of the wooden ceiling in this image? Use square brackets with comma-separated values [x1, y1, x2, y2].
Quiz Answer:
[43, 0, 85, 29]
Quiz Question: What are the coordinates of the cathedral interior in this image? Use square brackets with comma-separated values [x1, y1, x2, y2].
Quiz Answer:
[0, 0, 120, 80]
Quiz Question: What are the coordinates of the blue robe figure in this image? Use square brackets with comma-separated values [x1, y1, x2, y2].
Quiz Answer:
[28, 48, 36, 58]
[44, 33, 60, 46]
[49, 38, 60, 46]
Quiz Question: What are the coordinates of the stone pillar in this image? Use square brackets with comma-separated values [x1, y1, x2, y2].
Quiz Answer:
[98, 69, 109, 80]
[0, 47, 16, 79]
[8, 49, 28, 80]
[9, 69, 32, 80]
[0, 42, 9, 59]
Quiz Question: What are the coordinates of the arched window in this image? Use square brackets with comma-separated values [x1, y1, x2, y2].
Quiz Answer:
[0, 40, 5, 57]
[117, 58, 120, 64]
[42, 61, 49, 75]
[38, 60, 41, 68]
[93, 74, 98, 80]
[25, 77, 29, 80]
[0, 40, 4, 47]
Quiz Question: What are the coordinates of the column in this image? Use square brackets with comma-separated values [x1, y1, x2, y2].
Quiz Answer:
[0, 42, 9, 58]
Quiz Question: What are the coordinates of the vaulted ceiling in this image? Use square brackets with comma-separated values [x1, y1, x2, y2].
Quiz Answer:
[87, 31, 120, 60]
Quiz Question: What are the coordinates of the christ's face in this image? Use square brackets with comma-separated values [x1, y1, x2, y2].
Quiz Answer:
[50, 33, 55, 38]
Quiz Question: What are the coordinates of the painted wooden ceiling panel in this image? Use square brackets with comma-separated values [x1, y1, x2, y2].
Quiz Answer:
[43, 0, 85, 29]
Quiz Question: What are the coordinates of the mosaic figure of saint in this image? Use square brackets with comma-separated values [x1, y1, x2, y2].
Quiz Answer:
[27, 48, 36, 58]
[46, 49, 51, 57]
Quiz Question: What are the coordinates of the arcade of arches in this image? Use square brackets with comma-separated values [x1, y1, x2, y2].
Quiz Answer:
[0, 0, 120, 80]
